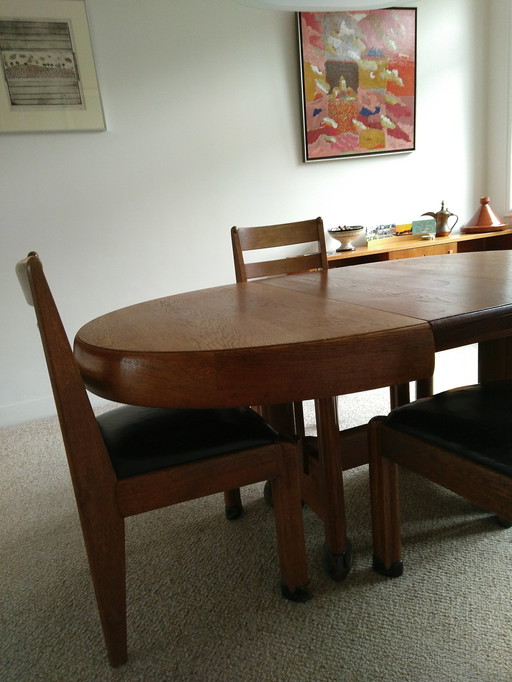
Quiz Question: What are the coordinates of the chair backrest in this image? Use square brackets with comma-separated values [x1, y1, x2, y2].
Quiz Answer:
[16, 252, 116, 500]
[231, 217, 328, 282]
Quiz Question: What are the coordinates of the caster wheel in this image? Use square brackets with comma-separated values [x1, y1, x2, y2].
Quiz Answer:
[322, 539, 353, 581]
[225, 505, 243, 520]
[372, 555, 404, 578]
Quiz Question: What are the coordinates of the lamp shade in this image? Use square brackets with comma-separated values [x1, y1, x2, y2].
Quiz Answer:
[234, 0, 417, 10]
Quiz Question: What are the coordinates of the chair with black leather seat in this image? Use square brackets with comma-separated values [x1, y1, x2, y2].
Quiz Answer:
[16, 252, 310, 668]
[368, 382, 512, 578]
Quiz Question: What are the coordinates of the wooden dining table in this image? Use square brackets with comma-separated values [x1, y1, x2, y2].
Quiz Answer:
[74, 250, 512, 580]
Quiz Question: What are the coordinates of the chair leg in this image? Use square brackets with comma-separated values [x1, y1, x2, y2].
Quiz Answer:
[368, 419, 403, 577]
[271, 442, 311, 602]
[80, 512, 128, 667]
[224, 489, 243, 519]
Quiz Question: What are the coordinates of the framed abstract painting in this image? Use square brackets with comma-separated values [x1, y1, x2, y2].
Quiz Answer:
[298, 9, 416, 162]
[0, 0, 105, 132]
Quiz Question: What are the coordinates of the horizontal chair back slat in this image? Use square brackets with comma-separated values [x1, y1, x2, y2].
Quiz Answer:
[231, 217, 328, 283]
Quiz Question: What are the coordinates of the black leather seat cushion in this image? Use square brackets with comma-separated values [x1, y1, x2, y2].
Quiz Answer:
[97, 406, 290, 479]
[385, 382, 512, 477]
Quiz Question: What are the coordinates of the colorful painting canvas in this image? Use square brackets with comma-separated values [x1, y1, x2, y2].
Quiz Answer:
[298, 9, 416, 162]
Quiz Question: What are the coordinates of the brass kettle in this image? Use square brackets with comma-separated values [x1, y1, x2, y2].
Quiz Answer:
[422, 201, 458, 237]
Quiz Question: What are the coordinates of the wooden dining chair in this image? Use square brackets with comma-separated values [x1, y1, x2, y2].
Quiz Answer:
[231, 216, 328, 282]
[368, 382, 512, 578]
[16, 252, 311, 668]
[227, 218, 328, 507]
[231, 217, 328, 437]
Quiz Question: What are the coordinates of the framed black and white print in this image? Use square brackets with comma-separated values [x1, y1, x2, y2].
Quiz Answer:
[0, 0, 105, 132]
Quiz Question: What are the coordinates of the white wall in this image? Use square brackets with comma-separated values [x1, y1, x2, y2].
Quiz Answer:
[0, 0, 496, 426]
[488, 0, 512, 217]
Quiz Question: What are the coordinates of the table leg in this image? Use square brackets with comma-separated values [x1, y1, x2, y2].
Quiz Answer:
[389, 383, 411, 409]
[314, 396, 353, 581]
[390, 378, 432, 407]
[415, 376, 433, 399]
[260, 402, 305, 506]
[260, 403, 296, 435]
[478, 338, 512, 381]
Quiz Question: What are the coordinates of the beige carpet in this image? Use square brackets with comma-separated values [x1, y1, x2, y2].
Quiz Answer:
[1, 386, 510, 681]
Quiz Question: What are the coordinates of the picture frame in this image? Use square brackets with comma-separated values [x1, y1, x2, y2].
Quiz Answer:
[298, 9, 416, 162]
[0, 0, 105, 132]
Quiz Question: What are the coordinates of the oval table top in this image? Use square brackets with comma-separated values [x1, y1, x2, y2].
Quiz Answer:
[74, 277, 434, 409]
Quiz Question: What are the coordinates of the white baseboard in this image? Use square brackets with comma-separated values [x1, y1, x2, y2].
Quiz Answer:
[0, 396, 55, 428]
[0, 394, 111, 428]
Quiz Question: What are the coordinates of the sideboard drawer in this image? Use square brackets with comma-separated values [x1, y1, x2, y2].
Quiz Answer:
[387, 243, 456, 259]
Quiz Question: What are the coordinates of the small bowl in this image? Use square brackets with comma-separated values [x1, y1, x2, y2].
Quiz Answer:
[328, 225, 365, 252]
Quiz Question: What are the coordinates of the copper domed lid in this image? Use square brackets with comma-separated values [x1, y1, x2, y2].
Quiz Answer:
[461, 197, 509, 233]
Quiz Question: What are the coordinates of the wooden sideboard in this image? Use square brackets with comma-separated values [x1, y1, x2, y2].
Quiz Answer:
[327, 228, 512, 268]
